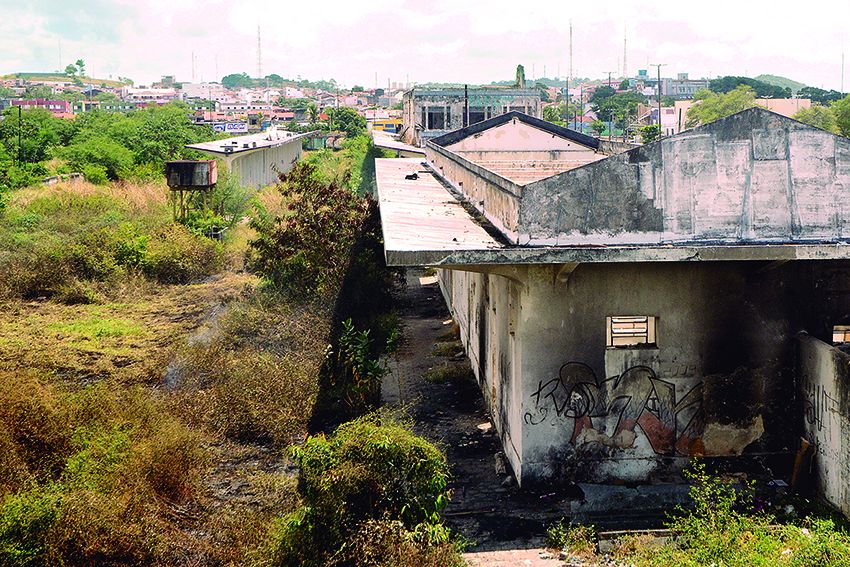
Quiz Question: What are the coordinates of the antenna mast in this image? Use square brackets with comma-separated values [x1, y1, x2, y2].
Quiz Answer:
[257, 26, 263, 79]
[569, 19, 573, 86]
[623, 25, 628, 79]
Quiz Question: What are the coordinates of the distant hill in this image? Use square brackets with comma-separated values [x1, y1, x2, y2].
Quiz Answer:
[1, 73, 128, 87]
[755, 74, 806, 94]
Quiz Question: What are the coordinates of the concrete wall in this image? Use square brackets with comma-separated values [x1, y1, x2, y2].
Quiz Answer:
[402, 88, 542, 146]
[439, 260, 850, 486]
[798, 334, 850, 516]
[428, 142, 523, 241]
[439, 268, 524, 475]
[519, 108, 850, 245]
[222, 139, 302, 187]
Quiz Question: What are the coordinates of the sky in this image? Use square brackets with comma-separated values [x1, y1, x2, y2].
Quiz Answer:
[2, 0, 849, 91]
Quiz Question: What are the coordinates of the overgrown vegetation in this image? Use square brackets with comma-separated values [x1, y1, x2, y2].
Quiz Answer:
[547, 461, 850, 566]
[0, 181, 224, 301]
[0, 102, 214, 192]
[262, 411, 463, 567]
[0, 372, 205, 566]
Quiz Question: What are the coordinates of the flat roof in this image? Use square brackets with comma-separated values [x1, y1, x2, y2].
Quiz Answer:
[186, 129, 311, 155]
[375, 158, 850, 267]
[375, 158, 503, 262]
[371, 130, 425, 156]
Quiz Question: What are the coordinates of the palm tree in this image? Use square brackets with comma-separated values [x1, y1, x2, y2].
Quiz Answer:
[306, 102, 319, 125]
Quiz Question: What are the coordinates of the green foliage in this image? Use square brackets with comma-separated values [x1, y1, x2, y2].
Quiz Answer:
[639, 123, 661, 144]
[265, 412, 453, 567]
[794, 104, 840, 134]
[546, 520, 596, 554]
[59, 135, 134, 180]
[543, 102, 577, 124]
[590, 119, 606, 136]
[754, 74, 806, 94]
[592, 90, 647, 125]
[23, 86, 53, 99]
[327, 106, 367, 137]
[686, 85, 757, 127]
[0, 485, 61, 566]
[248, 160, 370, 297]
[0, 373, 206, 566]
[0, 107, 73, 164]
[221, 72, 255, 89]
[0, 188, 222, 299]
[833, 94, 850, 137]
[332, 319, 391, 411]
[709, 75, 791, 98]
[515, 64, 526, 88]
[799, 86, 846, 105]
[619, 79, 631, 90]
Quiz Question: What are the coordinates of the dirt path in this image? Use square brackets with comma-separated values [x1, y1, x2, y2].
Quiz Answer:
[383, 268, 569, 566]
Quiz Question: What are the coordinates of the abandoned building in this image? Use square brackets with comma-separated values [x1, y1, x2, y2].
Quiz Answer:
[375, 108, 850, 516]
[185, 127, 310, 187]
[401, 86, 542, 147]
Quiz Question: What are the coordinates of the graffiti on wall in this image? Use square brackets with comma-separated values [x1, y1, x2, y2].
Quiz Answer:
[524, 362, 703, 455]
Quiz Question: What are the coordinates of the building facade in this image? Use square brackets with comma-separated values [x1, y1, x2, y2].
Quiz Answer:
[376, 109, 850, 512]
[402, 87, 542, 146]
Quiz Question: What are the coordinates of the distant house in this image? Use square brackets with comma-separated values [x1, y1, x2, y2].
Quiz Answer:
[375, 108, 850, 518]
[10, 99, 72, 116]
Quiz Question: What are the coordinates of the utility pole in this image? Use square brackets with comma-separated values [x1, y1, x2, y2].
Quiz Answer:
[17, 105, 22, 165]
[257, 26, 262, 79]
[651, 63, 666, 137]
[606, 71, 615, 88]
[623, 25, 628, 79]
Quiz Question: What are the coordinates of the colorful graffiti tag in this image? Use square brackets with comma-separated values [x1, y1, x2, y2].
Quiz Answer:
[524, 362, 703, 455]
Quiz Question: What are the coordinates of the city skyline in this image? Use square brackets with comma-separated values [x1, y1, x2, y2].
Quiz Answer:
[3, 0, 849, 91]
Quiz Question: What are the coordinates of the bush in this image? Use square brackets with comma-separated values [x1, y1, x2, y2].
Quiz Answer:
[546, 520, 596, 554]
[265, 412, 453, 567]
[0, 372, 207, 566]
[248, 161, 370, 298]
[80, 163, 108, 185]
[59, 135, 134, 180]
[142, 223, 222, 283]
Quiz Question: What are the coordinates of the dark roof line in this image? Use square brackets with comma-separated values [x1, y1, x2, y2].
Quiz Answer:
[428, 111, 601, 150]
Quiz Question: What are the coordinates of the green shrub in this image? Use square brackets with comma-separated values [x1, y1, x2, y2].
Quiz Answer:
[80, 163, 108, 185]
[265, 412, 452, 567]
[546, 520, 596, 554]
[248, 161, 370, 298]
[59, 135, 134, 180]
[142, 223, 222, 283]
[0, 485, 62, 567]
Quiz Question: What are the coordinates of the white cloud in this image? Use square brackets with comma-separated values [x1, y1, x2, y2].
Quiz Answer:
[0, 0, 847, 90]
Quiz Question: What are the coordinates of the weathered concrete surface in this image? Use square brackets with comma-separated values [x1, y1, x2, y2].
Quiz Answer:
[798, 334, 850, 516]
[436, 258, 850, 486]
[402, 88, 542, 146]
[520, 108, 850, 245]
[370, 129, 425, 157]
[374, 158, 502, 259]
[186, 130, 307, 187]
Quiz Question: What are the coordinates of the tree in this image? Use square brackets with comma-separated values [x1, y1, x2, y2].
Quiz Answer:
[798, 86, 845, 105]
[515, 65, 526, 89]
[351, 85, 365, 92]
[793, 105, 839, 134]
[24, 85, 54, 99]
[709, 76, 789, 98]
[542, 102, 577, 124]
[65, 64, 78, 76]
[306, 102, 319, 125]
[59, 135, 134, 180]
[639, 124, 660, 144]
[590, 119, 606, 136]
[0, 108, 72, 163]
[592, 91, 647, 123]
[75, 59, 86, 78]
[221, 72, 253, 89]
[589, 85, 616, 105]
[833, 94, 850, 137]
[326, 107, 366, 137]
[619, 79, 631, 90]
[686, 86, 757, 127]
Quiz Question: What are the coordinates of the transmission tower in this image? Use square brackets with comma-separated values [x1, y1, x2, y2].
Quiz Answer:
[257, 26, 262, 79]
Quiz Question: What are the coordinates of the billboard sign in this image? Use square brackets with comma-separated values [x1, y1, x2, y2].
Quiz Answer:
[213, 122, 248, 134]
